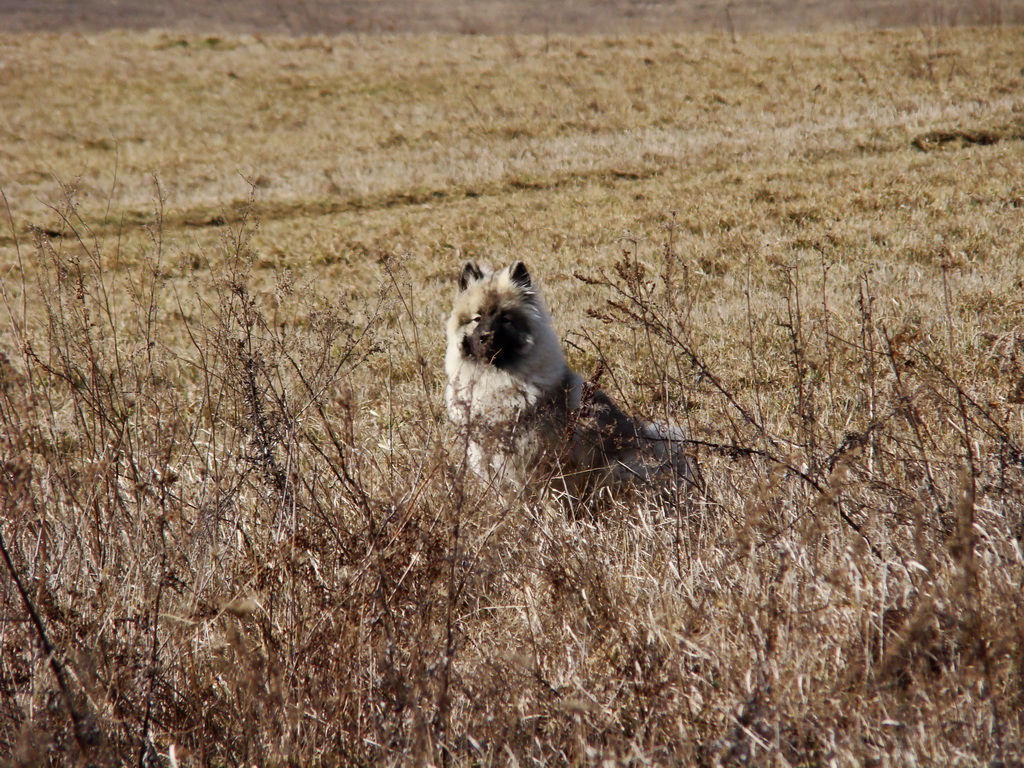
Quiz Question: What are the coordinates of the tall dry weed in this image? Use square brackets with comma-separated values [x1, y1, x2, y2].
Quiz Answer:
[1, 184, 1023, 766]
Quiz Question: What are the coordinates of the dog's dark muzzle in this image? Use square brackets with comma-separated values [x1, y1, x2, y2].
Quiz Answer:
[464, 316, 518, 366]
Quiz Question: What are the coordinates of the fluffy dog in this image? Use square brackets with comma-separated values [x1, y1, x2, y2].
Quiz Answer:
[445, 260, 697, 506]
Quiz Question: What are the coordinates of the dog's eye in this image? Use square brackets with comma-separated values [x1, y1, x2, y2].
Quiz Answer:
[472, 315, 481, 324]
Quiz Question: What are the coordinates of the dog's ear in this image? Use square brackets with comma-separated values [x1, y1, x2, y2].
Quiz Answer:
[459, 260, 484, 291]
[508, 261, 531, 289]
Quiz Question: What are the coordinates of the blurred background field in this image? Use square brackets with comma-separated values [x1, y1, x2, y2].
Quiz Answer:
[4, 0, 1021, 34]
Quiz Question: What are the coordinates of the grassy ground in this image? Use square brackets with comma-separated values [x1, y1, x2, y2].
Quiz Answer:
[5, 0, 1021, 35]
[1, 26, 1024, 766]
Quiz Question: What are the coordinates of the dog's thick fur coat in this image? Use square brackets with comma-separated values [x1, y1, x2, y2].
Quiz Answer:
[445, 260, 696, 504]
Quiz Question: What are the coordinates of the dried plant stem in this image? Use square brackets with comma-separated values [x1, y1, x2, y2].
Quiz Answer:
[0, 523, 99, 757]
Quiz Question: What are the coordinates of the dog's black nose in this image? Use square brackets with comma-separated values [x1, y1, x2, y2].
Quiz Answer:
[467, 317, 500, 361]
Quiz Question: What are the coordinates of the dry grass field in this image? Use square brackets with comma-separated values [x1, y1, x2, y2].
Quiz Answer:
[2, 22, 1024, 766]
[5, 0, 1021, 35]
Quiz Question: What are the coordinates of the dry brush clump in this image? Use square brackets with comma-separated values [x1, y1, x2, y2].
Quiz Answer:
[569, 226, 1024, 764]
[2, 190, 1024, 768]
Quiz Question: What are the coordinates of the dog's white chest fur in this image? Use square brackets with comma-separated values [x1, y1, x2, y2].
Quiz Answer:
[445, 352, 577, 488]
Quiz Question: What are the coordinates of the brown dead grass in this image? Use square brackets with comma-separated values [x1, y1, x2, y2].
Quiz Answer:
[1, 25, 1024, 767]
[5, 0, 1022, 35]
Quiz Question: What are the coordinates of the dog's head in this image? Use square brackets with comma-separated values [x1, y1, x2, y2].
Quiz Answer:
[447, 260, 540, 370]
